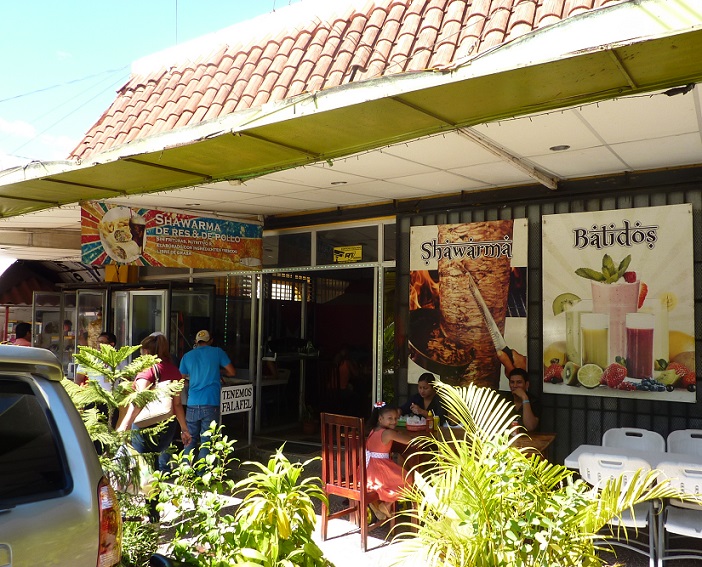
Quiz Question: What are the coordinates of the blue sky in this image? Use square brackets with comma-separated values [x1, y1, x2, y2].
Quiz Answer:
[0, 0, 300, 170]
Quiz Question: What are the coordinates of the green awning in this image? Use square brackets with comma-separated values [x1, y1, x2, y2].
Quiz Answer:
[1, 0, 700, 219]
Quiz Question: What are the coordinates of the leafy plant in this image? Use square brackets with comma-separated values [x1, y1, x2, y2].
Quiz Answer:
[233, 448, 331, 566]
[301, 404, 316, 422]
[152, 422, 239, 567]
[62, 343, 181, 567]
[62, 344, 180, 486]
[382, 320, 396, 404]
[575, 254, 631, 283]
[154, 424, 332, 567]
[391, 381, 681, 567]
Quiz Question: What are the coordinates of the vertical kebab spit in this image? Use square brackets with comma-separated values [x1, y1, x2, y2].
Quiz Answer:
[438, 220, 513, 389]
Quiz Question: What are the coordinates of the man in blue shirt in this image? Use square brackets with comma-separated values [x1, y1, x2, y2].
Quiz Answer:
[179, 329, 236, 460]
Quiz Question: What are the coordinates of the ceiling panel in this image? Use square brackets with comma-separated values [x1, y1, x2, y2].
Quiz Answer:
[473, 110, 603, 156]
[531, 146, 628, 177]
[577, 89, 701, 144]
[611, 133, 702, 170]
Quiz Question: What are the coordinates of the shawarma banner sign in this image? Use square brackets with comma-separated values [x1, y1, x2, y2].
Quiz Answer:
[81, 201, 262, 270]
[408, 219, 529, 392]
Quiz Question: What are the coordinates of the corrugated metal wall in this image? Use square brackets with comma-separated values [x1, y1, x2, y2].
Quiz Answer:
[397, 189, 702, 464]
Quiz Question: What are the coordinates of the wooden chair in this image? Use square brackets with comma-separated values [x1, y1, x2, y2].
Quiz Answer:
[320, 412, 394, 551]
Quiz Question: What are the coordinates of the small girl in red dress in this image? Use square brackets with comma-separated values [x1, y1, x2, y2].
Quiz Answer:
[366, 402, 414, 520]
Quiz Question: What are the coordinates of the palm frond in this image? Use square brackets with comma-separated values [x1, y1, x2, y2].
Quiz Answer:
[392, 383, 687, 567]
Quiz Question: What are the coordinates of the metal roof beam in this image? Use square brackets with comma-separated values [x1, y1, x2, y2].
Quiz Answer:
[0, 229, 80, 250]
[390, 96, 560, 190]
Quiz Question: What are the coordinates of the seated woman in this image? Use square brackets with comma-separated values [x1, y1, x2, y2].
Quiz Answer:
[366, 402, 414, 520]
[400, 372, 446, 424]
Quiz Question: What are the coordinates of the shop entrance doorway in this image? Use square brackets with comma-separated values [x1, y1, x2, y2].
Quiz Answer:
[260, 267, 375, 432]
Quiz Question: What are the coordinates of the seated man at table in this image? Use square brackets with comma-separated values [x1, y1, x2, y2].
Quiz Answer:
[507, 368, 540, 432]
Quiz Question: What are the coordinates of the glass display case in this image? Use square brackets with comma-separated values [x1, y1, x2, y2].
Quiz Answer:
[32, 291, 79, 377]
[40, 282, 215, 367]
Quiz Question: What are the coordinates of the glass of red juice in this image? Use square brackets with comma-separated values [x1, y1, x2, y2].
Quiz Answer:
[626, 312, 654, 379]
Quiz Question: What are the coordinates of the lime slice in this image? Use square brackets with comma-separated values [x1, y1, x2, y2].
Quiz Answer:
[578, 364, 603, 388]
[552, 292, 581, 316]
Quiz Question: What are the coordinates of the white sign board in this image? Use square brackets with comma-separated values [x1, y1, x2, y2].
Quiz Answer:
[220, 383, 254, 415]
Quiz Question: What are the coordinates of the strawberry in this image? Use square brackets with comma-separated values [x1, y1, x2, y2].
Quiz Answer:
[638, 282, 648, 308]
[618, 381, 636, 391]
[623, 271, 637, 283]
[666, 362, 689, 380]
[544, 363, 564, 383]
[602, 363, 627, 388]
[682, 371, 696, 388]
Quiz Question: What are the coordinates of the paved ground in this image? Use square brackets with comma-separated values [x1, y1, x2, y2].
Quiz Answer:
[155, 433, 700, 567]
[248, 436, 702, 567]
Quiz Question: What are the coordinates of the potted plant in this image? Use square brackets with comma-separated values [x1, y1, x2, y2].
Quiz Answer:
[301, 404, 319, 435]
[391, 381, 681, 567]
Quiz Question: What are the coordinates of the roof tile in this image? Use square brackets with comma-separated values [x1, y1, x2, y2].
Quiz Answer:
[432, 0, 468, 67]
[507, 0, 538, 41]
[71, 0, 626, 160]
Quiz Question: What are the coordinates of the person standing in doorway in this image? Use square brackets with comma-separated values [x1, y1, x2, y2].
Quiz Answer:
[179, 330, 235, 461]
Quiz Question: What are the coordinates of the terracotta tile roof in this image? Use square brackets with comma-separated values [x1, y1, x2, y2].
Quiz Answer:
[70, 0, 623, 161]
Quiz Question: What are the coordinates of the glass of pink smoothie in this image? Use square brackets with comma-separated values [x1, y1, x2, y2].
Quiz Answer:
[591, 280, 640, 365]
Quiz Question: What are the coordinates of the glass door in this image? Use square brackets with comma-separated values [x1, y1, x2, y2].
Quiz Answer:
[112, 291, 129, 349]
[128, 290, 168, 347]
[77, 290, 106, 349]
[32, 292, 61, 352]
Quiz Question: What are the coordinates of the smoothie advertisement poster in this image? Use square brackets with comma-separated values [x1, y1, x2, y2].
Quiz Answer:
[542, 204, 695, 403]
[408, 219, 528, 392]
[81, 201, 262, 270]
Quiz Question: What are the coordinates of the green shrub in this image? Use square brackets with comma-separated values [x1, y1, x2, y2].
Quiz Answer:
[154, 423, 333, 567]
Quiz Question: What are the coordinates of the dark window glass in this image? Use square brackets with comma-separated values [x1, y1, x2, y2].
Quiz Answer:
[316, 226, 378, 265]
[0, 379, 67, 504]
[263, 233, 312, 268]
[384, 223, 396, 261]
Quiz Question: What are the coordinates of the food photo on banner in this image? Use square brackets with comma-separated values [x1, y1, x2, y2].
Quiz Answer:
[80, 201, 262, 270]
[542, 203, 695, 403]
[408, 219, 528, 391]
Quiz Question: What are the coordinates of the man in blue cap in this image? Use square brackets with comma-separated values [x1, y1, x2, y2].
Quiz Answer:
[179, 329, 236, 460]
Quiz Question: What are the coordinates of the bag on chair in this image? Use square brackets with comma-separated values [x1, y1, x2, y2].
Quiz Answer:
[134, 365, 173, 428]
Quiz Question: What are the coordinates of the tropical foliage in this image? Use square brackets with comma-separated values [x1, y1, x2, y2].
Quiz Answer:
[392, 381, 681, 567]
[62, 343, 180, 567]
[154, 423, 333, 567]
[62, 343, 180, 486]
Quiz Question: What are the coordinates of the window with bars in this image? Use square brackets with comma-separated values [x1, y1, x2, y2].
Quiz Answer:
[267, 274, 310, 302]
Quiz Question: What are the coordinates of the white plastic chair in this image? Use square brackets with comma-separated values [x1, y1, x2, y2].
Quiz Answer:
[578, 453, 656, 567]
[603, 427, 665, 452]
[667, 430, 702, 456]
[656, 460, 702, 566]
